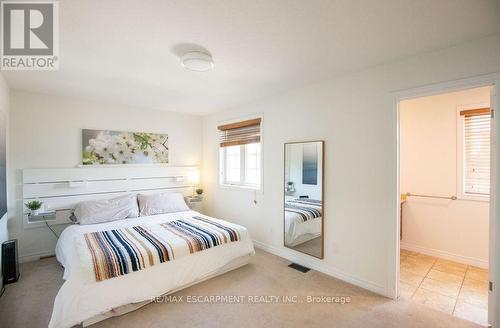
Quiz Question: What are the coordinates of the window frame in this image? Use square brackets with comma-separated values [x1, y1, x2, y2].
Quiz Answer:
[218, 115, 263, 191]
[456, 103, 491, 202]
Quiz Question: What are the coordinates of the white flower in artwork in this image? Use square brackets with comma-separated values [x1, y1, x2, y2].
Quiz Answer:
[83, 130, 169, 165]
[112, 135, 135, 164]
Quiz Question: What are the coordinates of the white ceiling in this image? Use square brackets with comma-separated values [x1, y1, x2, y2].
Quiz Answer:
[3, 0, 500, 115]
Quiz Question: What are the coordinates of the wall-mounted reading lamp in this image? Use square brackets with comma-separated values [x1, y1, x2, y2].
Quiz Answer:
[188, 170, 200, 197]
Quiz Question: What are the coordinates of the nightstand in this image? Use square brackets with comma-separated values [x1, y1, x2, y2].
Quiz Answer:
[185, 196, 204, 213]
[26, 212, 60, 239]
[26, 212, 56, 223]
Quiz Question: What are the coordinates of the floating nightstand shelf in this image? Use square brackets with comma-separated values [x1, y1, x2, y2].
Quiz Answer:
[186, 195, 203, 202]
[185, 196, 204, 213]
[27, 212, 57, 223]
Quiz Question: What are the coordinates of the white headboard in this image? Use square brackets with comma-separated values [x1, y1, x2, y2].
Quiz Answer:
[22, 166, 198, 228]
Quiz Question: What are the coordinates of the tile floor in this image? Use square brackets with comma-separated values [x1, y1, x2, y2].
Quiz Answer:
[400, 249, 489, 326]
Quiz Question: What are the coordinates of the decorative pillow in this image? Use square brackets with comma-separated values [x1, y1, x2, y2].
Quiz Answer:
[74, 194, 139, 225]
[137, 192, 189, 216]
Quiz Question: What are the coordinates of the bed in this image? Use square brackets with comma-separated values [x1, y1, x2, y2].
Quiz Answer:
[284, 198, 322, 247]
[50, 209, 255, 328]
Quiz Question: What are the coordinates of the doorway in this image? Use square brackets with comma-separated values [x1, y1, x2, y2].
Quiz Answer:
[394, 74, 500, 327]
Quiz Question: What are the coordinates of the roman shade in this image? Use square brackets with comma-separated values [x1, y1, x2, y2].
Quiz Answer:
[462, 108, 491, 195]
[218, 118, 262, 147]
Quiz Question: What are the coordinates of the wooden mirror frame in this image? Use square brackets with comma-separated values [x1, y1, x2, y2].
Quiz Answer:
[283, 140, 324, 259]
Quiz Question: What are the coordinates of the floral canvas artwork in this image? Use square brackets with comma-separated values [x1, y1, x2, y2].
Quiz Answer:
[82, 129, 168, 165]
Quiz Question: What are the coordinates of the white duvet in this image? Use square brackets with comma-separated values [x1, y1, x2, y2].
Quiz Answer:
[50, 210, 255, 328]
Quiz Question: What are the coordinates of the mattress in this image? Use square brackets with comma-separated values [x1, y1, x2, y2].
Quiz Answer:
[50, 210, 255, 328]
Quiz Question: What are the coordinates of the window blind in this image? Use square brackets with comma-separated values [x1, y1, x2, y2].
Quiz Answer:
[462, 108, 491, 195]
[218, 118, 261, 147]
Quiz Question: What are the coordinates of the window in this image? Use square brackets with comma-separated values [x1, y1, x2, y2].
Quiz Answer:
[459, 107, 491, 199]
[218, 118, 262, 189]
[225, 145, 241, 183]
[245, 143, 261, 185]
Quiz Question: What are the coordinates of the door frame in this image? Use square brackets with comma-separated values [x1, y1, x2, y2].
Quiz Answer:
[392, 72, 500, 326]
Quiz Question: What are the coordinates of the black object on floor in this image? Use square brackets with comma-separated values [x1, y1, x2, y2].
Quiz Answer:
[288, 263, 310, 273]
[2, 239, 20, 285]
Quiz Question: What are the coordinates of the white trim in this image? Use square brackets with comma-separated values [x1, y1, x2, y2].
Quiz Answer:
[252, 240, 389, 297]
[18, 250, 55, 263]
[401, 242, 488, 269]
[219, 182, 260, 191]
[393, 72, 500, 327]
[391, 96, 401, 300]
[392, 72, 500, 100]
[489, 80, 499, 326]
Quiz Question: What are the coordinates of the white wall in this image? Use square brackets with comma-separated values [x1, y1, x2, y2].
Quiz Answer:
[8, 91, 203, 262]
[202, 34, 500, 297]
[400, 87, 490, 268]
[0, 73, 10, 289]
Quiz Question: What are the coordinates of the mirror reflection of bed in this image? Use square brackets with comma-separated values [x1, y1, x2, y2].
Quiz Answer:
[284, 141, 323, 259]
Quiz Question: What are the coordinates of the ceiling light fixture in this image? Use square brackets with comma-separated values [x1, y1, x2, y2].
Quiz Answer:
[180, 51, 214, 72]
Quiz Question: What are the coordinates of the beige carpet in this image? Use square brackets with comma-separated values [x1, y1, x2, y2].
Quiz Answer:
[291, 237, 322, 258]
[0, 249, 483, 328]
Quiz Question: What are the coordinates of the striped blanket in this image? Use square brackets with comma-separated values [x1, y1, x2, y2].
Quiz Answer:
[84, 216, 242, 281]
[285, 199, 322, 222]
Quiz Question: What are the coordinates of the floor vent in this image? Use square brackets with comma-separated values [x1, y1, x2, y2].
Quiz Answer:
[288, 263, 310, 273]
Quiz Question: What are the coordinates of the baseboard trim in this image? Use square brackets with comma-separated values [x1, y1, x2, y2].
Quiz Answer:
[19, 250, 55, 263]
[252, 240, 389, 297]
[401, 242, 488, 268]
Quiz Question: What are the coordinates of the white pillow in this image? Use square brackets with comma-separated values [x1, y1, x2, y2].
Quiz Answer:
[74, 194, 139, 225]
[137, 192, 189, 216]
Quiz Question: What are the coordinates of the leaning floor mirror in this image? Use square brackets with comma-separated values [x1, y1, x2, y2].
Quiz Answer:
[284, 141, 324, 259]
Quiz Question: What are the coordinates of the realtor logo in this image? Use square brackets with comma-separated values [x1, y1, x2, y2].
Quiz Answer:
[1, 1, 59, 70]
